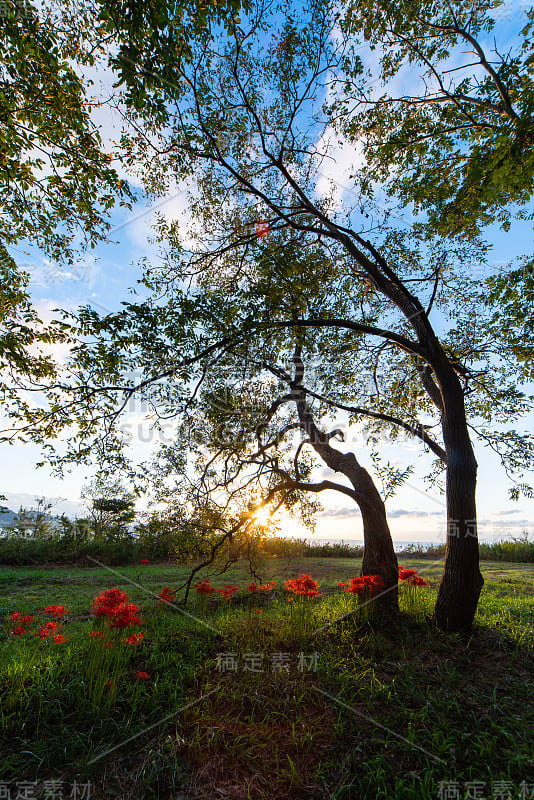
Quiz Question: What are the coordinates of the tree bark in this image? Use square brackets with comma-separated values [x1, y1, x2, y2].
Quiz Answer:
[430, 361, 484, 631]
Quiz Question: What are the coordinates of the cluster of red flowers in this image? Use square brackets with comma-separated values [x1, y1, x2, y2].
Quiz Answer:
[259, 580, 276, 592]
[140, 559, 150, 565]
[217, 584, 239, 600]
[8, 612, 33, 637]
[195, 578, 216, 595]
[42, 605, 69, 617]
[9, 610, 68, 642]
[124, 632, 144, 646]
[285, 574, 321, 598]
[37, 620, 58, 639]
[158, 587, 176, 605]
[344, 574, 385, 597]
[91, 589, 142, 629]
[247, 582, 259, 593]
[398, 566, 429, 587]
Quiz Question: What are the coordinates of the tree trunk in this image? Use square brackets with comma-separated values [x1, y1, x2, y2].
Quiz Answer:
[292, 349, 398, 615]
[433, 373, 484, 631]
[305, 430, 399, 614]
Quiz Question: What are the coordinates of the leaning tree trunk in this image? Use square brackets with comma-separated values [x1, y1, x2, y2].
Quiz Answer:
[296, 409, 399, 613]
[309, 443, 399, 614]
[291, 347, 398, 614]
[433, 370, 484, 631]
[353, 460, 399, 615]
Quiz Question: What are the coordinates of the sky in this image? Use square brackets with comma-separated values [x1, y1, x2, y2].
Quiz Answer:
[1, 0, 533, 545]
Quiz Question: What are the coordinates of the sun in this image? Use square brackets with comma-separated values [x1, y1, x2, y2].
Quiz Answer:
[252, 507, 271, 526]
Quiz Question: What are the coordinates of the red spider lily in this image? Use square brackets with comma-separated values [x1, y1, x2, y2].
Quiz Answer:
[255, 220, 270, 238]
[108, 603, 142, 629]
[53, 634, 69, 644]
[124, 632, 145, 645]
[9, 612, 33, 625]
[140, 559, 149, 565]
[259, 581, 276, 592]
[345, 574, 385, 597]
[88, 630, 104, 639]
[135, 671, 151, 680]
[247, 582, 259, 593]
[10, 625, 27, 636]
[158, 587, 176, 604]
[36, 621, 59, 639]
[105, 680, 115, 689]
[337, 582, 347, 588]
[406, 574, 429, 587]
[398, 566, 429, 586]
[256, 608, 263, 614]
[91, 589, 141, 628]
[42, 605, 69, 617]
[217, 584, 239, 600]
[195, 579, 216, 595]
[285, 574, 321, 598]
[398, 567, 418, 581]
[91, 589, 129, 617]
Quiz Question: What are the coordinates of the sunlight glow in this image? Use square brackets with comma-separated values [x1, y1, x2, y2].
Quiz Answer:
[252, 507, 271, 526]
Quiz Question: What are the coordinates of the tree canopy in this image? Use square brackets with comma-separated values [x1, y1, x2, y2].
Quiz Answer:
[3, 0, 533, 631]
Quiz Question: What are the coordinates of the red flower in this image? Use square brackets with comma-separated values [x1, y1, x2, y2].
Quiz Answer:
[285, 574, 321, 598]
[256, 609, 263, 614]
[195, 579, 216, 595]
[158, 587, 176, 604]
[89, 630, 104, 639]
[36, 621, 59, 639]
[398, 566, 429, 586]
[91, 589, 141, 628]
[43, 605, 69, 617]
[135, 671, 151, 680]
[337, 582, 347, 588]
[217, 585, 238, 600]
[247, 582, 259, 593]
[53, 634, 69, 644]
[105, 680, 115, 689]
[9, 612, 32, 625]
[10, 624, 27, 637]
[140, 559, 149, 565]
[92, 589, 129, 617]
[345, 574, 384, 597]
[398, 567, 418, 581]
[407, 575, 429, 587]
[125, 632, 145, 645]
[260, 581, 276, 592]
[255, 220, 270, 238]
[108, 603, 142, 629]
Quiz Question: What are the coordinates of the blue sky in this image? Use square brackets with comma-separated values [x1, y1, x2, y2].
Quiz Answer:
[1, 0, 533, 544]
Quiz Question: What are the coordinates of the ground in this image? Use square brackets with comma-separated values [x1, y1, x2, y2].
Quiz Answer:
[0, 557, 533, 799]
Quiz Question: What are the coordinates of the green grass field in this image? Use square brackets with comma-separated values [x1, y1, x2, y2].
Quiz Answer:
[1, 557, 533, 799]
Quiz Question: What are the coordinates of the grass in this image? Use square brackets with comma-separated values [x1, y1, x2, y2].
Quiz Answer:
[0, 557, 532, 799]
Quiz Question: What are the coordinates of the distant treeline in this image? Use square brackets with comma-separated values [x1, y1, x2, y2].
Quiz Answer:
[0, 527, 532, 566]
[263, 536, 534, 563]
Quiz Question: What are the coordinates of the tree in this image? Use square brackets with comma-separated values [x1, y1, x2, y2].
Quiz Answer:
[334, 0, 534, 239]
[150, 336, 402, 612]
[0, 0, 130, 263]
[7, 498, 56, 539]
[96, 0, 532, 630]
[6, 0, 533, 630]
[81, 476, 136, 541]
[0, 245, 67, 403]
